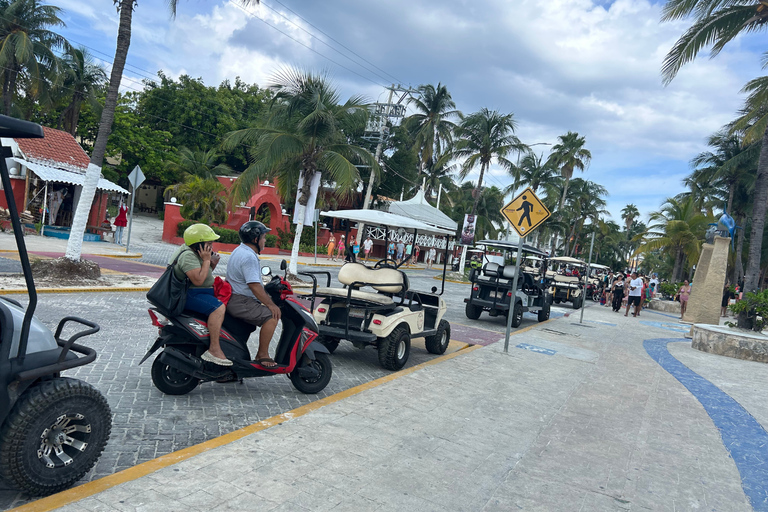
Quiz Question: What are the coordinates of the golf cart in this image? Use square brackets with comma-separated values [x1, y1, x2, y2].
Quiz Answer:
[546, 256, 588, 309]
[0, 116, 111, 495]
[464, 239, 552, 326]
[301, 209, 452, 371]
[586, 263, 610, 302]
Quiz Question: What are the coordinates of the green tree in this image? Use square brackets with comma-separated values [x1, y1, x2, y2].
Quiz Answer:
[58, 47, 107, 135]
[0, 0, 69, 116]
[548, 131, 591, 210]
[455, 108, 527, 216]
[508, 151, 561, 194]
[223, 68, 377, 274]
[169, 147, 233, 180]
[404, 83, 460, 177]
[165, 176, 227, 225]
[661, 0, 768, 294]
[620, 204, 639, 231]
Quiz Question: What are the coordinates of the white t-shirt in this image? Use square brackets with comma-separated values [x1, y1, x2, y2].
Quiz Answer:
[363, 239, 373, 252]
[629, 278, 644, 297]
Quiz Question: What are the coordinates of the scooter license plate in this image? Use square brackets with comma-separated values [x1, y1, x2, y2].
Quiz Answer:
[349, 308, 366, 319]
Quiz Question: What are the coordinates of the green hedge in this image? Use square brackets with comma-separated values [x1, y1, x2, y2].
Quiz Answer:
[176, 220, 239, 244]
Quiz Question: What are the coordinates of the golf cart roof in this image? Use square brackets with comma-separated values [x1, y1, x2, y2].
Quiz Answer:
[467, 249, 485, 253]
[476, 239, 549, 257]
[589, 263, 610, 270]
[320, 209, 454, 236]
[548, 256, 587, 265]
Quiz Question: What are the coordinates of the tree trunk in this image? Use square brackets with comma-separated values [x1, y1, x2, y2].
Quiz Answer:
[735, 217, 745, 284]
[288, 169, 314, 275]
[672, 248, 683, 282]
[65, 0, 133, 261]
[470, 163, 487, 216]
[3, 68, 19, 116]
[559, 176, 570, 210]
[743, 126, 768, 293]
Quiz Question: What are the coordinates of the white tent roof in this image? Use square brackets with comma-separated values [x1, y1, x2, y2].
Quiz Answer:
[14, 158, 129, 194]
[386, 188, 458, 232]
[320, 208, 454, 235]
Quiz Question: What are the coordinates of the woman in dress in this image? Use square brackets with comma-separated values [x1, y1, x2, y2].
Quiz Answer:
[327, 234, 336, 260]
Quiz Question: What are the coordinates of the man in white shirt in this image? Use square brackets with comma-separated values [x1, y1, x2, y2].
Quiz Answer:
[625, 272, 644, 317]
[363, 236, 373, 261]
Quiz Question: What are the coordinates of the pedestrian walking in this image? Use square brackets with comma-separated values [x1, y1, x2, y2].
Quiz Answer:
[611, 274, 624, 312]
[335, 235, 346, 261]
[363, 236, 373, 261]
[625, 272, 643, 317]
[678, 280, 692, 319]
[414, 244, 420, 264]
[327, 234, 336, 260]
[113, 199, 128, 245]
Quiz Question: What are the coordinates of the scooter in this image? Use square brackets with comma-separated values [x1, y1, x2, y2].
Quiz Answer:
[0, 115, 111, 496]
[141, 260, 332, 395]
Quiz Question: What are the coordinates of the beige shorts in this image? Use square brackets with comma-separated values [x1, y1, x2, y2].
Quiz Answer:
[227, 293, 273, 326]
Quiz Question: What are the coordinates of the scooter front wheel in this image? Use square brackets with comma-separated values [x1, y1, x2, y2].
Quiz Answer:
[151, 354, 200, 395]
[290, 353, 332, 394]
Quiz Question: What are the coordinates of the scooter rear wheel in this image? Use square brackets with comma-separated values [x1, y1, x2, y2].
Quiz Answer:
[151, 355, 200, 395]
[290, 353, 332, 394]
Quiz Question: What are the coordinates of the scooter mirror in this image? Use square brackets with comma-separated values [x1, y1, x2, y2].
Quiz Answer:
[280, 259, 287, 271]
[431, 286, 438, 293]
[262, 266, 272, 276]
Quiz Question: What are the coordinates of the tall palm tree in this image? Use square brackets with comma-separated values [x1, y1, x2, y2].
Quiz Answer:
[223, 68, 377, 274]
[662, 0, 768, 293]
[64, 0, 259, 262]
[165, 176, 228, 225]
[620, 204, 639, 231]
[548, 131, 591, 210]
[639, 197, 712, 282]
[170, 147, 233, 180]
[561, 178, 608, 256]
[508, 151, 561, 194]
[0, 0, 69, 116]
[404, 83, 460, 177]
[58, 47, 107, 135]
[455, 108, 527, 216]
[423, 150, 458, 203]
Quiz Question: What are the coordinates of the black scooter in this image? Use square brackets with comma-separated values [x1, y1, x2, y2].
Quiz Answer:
[141, 261, 332, 394]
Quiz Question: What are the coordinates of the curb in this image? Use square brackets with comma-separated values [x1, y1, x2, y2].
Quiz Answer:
[13, 342, 482, 512]
[433, 275, 471, 285]
[0, 287, 152, 294]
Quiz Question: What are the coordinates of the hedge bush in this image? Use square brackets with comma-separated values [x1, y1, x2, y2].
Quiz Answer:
[175, 220, 239, 244]
[265, 234, 278, 248]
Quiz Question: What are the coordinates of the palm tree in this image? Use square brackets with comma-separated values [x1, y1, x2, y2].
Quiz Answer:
[64, 0, 259, 262]
[548, 131, 591, 210]
[165, 176, 228, 225]
[170, 147, 233, 180]
[58, 47, 107, 136]
[423, 150, 458, 202]
[508, 151, 561, 194]
[455, 108, 527, 216]
[620, 204, 639, 231]
[223, 68, 377, 274]
[639, 197, 712, 282]
[0, 0, 69, 116]
[561, 179, 608, 257]
[404, 83, 460, 177]
[662, 0, 768, 293]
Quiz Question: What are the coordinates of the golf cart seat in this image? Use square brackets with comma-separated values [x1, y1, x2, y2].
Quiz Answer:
[313, 263, 408, 307]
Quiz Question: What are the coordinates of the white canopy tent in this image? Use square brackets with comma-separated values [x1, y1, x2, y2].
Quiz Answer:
[385, 189, 457, 232]
[320, 209, 454, 236]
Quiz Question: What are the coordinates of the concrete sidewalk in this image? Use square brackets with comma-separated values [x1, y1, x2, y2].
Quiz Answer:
[15, 303, 767, 512]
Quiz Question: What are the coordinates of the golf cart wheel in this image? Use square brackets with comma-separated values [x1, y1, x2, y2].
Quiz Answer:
[511, 301, 524, 328]
[290, 353, 332, 394]
[317, 336, 340, 354]
[425, 320, 451, 355]
[378, 325, 411, 371]
[592, 291, 601, 302]
[572, 296, 583, 310]
[553, 298, 561, 304]
[465, 303, 481, 320]
[151, 354, 199, 395]
[0, 377, 111, 496]
[537, 304, 551, 322]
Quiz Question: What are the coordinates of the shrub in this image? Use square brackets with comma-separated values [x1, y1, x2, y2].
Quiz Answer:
[175, 220, 238, 244]
[729, 289, 768, 331]
[265, 234, 278, 248]
[658, 282, 681, 300]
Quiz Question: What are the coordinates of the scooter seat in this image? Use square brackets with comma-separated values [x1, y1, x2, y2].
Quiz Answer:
[314, 287, 394, 306]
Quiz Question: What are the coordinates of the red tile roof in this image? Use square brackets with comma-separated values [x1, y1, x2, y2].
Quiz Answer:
[15, 126, 90, 170]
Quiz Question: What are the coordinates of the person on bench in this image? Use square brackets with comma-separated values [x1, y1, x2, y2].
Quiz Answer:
[226, 221, 281, 368]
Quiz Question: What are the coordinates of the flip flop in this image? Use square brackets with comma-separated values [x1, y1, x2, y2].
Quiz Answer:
[201, 350, 233, 366]
[254, 357, 278, 368]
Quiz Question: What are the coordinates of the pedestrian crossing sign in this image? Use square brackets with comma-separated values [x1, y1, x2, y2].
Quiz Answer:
[501, 187, 551, 238]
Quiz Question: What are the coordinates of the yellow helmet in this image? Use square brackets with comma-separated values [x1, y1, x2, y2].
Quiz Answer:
[183, 223, 220, 246]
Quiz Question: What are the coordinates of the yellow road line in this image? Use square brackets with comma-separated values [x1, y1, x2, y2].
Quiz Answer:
[12, 343, 482, 512]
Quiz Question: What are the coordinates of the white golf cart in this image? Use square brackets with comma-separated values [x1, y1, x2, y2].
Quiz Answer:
[546, 256, 589, 309]
[301, 209, 453, 371]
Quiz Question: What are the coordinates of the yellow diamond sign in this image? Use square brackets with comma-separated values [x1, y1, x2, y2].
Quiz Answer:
[501, 187, 551, 238]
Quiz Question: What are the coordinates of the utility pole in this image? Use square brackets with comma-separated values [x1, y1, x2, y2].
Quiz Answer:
[355, 84, 416, 246]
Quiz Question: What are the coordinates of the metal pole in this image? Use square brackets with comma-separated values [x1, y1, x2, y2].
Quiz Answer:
[579, 232, 596, 324]
[504, 236, 525, 352]
[126, 186, 136, 253]
[314, 215, 317, 265]
[41, 182, 48, 237]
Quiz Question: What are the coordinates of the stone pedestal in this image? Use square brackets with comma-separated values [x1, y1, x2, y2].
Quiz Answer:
[682, 236, 729, 325]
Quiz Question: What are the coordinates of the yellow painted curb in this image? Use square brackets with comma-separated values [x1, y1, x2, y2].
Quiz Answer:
[12, 343, 482, 512]
[0, 287, 151, 294]
[433, 275, 471, 285]
[100, 253, 143, 259]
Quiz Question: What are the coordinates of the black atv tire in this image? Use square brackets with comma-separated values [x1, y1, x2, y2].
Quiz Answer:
[538, 303, 551, 322]
[572, 296, 583, 310]
[465, 303, 481, 320]
[511, 301, 524, 328]
[378, 325, 411, 371]
[0, 377, 111, 496]
[317, 336, 340, 354]
[425, 319, 451, 355]
[151, 354, 200, 395]
[290, 353, 332, 394]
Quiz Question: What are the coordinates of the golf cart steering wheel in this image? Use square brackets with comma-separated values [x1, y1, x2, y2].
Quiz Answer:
[374, 258, 399, 269]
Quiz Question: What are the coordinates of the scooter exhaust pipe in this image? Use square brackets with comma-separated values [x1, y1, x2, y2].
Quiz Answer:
[159, 347, 229, 380]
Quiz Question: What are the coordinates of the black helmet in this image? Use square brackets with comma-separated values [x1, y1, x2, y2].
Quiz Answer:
[239, 221, 271, 248]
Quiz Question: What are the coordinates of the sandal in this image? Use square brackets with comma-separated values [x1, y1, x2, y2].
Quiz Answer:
[254, 357, 278, 368]
[201, 350, 233, 367]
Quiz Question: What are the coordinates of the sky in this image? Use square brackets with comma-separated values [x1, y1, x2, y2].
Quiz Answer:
[51, 0, 763, 225]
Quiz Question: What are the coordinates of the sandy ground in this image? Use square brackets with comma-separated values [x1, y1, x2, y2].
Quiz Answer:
[0, 272, 157, 290]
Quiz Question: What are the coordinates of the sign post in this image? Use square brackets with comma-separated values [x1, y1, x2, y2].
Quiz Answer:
[125, 165, 145, 253]
[500, 187, 551, 352]
[579, 231, 596, 324]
